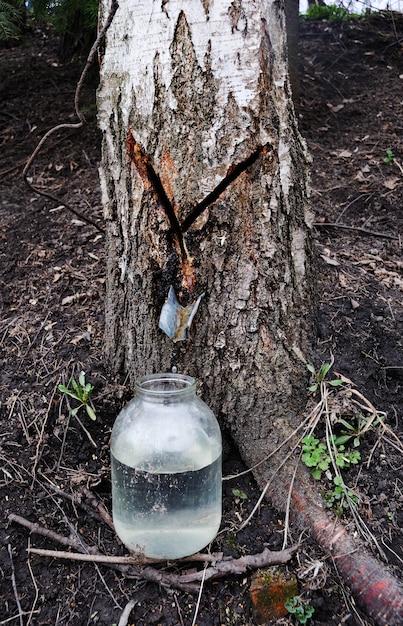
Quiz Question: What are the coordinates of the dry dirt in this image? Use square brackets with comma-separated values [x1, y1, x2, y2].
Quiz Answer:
[0, 12, 402, 626]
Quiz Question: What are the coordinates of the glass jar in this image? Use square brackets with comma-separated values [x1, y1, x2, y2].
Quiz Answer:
[110, 372, 222, 559]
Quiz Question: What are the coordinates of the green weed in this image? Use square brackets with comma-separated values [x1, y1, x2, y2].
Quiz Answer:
[58, 371, 96, 421]
[301, 434, 360, 480]
[323, 475, 358, 516]
[383, 149, 395, 165]
[285, 595, 315, 624]
[307, 362, 343, 393]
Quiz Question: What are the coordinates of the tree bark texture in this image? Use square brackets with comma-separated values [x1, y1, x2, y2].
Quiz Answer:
[98, 0, 314, 474]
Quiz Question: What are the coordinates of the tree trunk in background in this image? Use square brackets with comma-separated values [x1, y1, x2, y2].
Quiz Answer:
[284, 0, 300, 97]
[98, 0, 314, 491]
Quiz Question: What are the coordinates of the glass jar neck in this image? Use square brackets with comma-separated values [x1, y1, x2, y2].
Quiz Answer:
[135, 373, 196, 402]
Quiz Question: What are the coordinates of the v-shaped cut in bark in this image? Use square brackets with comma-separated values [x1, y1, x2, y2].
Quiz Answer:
[127, 129, 271, 258]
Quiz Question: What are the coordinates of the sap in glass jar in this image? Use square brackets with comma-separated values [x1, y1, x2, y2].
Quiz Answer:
[110, 373, 222, 559]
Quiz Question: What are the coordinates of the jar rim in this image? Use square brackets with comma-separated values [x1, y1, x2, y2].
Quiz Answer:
[135, 372, 196, 396]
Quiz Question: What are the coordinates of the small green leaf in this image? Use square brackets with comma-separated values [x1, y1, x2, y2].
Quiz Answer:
[338, 418, 355, 431]
[319, 362, 331, 379]
[333, 434, 351, 446]
[302, 453, 315, 467]
[232, 488, 248, 500]
[312, 468, 322, 480]
[71, 406, 79, 416]
[329, 378, 343, 387]
[306, 363, 316, 374]
[78, 371, 86, 387]
[86, 405, 96, 421]
[58, 385, 80, 401]
[308, 384, 318, 392]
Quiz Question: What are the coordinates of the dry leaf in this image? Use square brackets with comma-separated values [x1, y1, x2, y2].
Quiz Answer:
[355, 170, 368, 182]
[351, 299, 360, 310]
[338, 150, 352, 158]
[320, 254, 340, 266]
[62, 292, 89, 306]
[339, 273, 348, 288]
[383, 177, 399, 190]
[327, 103, 344, 113]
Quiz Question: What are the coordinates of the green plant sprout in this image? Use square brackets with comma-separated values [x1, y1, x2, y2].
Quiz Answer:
[58, 371, 96, 420]
[232, 488, 248, 503]
[323, 475, 358, 516]
[332, 409, 384, 448]
[301, 435, 360, 480]
[383, 149, 394, 165]
[301, 436, 330, 480]
[285, 595, 315, 624]
[306, 362, 343, 393]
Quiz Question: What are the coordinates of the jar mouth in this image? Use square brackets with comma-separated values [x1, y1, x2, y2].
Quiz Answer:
[135, 373, 196, 396]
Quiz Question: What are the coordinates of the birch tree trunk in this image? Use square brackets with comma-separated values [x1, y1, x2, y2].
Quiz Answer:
[98, 0, 314, 475]
[97, 3, 403, 623]
[98, 0, 315, 570]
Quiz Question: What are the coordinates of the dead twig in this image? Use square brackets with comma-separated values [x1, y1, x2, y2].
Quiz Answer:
[314, 222, 399, 241]
[7, 544, 23, 626]
[26, 545, 296, 589]
[26, 547, 218, 565]
[26, 539, 39, 626]
[10, 511, 296, 593]
[118, 600, 137, 626]
[79, 486, 115, 530]
[8, 513, 96, 554]
[31, 382, 59, 483]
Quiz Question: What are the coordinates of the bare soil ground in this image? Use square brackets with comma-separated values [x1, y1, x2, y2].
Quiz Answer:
[0, 13, 402, 626]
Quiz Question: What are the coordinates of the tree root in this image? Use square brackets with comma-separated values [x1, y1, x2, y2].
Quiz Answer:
[287, 478, 403, 626]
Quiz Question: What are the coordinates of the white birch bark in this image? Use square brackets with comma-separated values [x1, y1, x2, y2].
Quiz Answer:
[97, 0, 314, 482]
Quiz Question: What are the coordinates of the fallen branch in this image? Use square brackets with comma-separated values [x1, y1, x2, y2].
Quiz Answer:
[8, 513, 96, 554]
[313, 222, 399, 241]
[10, 512, 296, 593]
[27, 545, 296, 583]
[26, 547, 218, 566]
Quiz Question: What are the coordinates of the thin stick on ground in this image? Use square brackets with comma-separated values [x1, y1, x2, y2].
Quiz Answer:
[7, 544, 23, 626]
[26, 539, 39, 626]
[118, 600, 137, 626]
[313, 222, 399, 241]
[191, 563, 208, 626]
[31, 382, 59, 483]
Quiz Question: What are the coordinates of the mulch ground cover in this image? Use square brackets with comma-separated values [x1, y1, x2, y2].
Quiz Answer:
[0, 11, 402, 626]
